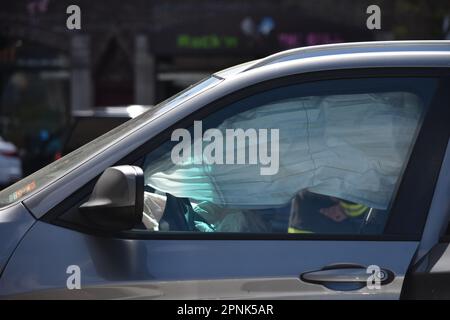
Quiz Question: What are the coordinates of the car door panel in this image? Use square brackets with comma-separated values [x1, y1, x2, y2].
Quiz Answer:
[0, 221, 416, 299]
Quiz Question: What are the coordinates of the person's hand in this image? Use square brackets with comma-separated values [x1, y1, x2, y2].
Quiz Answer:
[320, 204, 348, 222]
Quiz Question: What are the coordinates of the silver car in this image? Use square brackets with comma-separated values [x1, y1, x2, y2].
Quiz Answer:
[0, 41, 449, 299]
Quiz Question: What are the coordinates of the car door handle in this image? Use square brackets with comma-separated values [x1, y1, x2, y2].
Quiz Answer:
[301, 265, 392, 285]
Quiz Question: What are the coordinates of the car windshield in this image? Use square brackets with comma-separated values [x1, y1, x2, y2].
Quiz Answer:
[0, 76, 222, 208]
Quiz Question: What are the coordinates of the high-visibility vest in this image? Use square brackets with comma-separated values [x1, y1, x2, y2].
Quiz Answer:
[339, 201, 369, 217]
[288, 227, 313, 234]
[288, 201, 369, 234]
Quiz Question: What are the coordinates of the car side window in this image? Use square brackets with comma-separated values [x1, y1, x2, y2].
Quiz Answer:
[139, 77, 437, 235]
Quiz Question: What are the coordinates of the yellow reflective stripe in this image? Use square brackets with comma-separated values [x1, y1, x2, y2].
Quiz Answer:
[288, 227, 313, 234]
[340, 201, 361, 210]
[340, 201, 368, 217]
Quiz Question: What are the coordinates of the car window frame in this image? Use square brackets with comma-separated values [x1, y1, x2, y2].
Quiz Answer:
[44, 67, 450, 241]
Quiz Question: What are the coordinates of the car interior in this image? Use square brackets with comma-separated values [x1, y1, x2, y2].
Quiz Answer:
[137, 187, 387, 235]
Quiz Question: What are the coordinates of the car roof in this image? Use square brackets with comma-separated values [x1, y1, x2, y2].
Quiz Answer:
[72, 105, 152, 119]
[214, 41, 450, 79]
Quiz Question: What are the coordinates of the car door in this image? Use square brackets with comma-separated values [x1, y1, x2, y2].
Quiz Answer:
[1, 70, 449, 300]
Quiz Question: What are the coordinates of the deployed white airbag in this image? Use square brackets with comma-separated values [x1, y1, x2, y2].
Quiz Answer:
[145, 91, 422, 210]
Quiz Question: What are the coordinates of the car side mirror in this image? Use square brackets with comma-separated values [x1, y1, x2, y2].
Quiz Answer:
[79, 165, 144, 232]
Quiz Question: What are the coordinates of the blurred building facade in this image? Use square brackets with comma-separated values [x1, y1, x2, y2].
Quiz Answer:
[0, 0, 448, 151]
